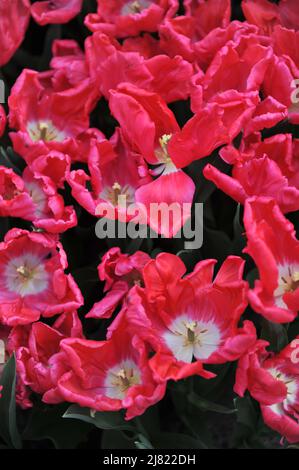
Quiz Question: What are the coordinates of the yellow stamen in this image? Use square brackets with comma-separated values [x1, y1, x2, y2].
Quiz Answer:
[16, 265, 32, 279]
[130, 1, 142, 13]
[38, 122, 49, 141]
[282, 270, 299, 292]
[117, 369, 131, 390]
[156, 134, 173, 165]
[185, 321, 197, 344]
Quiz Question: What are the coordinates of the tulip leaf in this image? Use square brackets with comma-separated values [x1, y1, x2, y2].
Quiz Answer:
[0, 146, 25, 175]
[22, 403, 92, 449]
[188, 392, 237, 415]
[261, 320, 289, 352]
[0, 355, 22, 449]
[63, 405, 135, 432]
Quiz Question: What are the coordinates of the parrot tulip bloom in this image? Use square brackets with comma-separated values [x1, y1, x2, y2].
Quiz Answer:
[0, 167, 37, 221]
[50, 39, 89, 88]
[0, 229, 83, 326]
[87, 247, 151, 319]
[159, 0, 231, 62]
[28, 151, 71, 189]
[85, 0, 178, 38]
[58, 317, 166, 420]
[235, 338, 299, 443]
[108, 84, 196, 236]
[204, 133, 299, 213]
[8, 312, 83, 404]
[194, 21, 264, 71]
[68, 128, 151, 218]
[85, 33, 153, 100]
[8, 69, 96, 163]
[198, 35, 273, 102]
[85, 32, 193, 103]
[244, 197, 299, 323]
[0, 166, 77, 234]
[22, 168, 77, 234]
[31, 0, 83, 26]
[123, 253, 255, 381]
[262, 54, 299, 125]
[109, 84, 256, 236]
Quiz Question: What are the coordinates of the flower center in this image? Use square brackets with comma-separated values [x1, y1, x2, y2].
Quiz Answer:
[130, 1, 142, 13]
[163, 316, 221, 363]
[152, 133, 178, 177]
[121, 0, 151, 15]
[115, 369, 133, 392]
[268, 368, 298, 405]
[105, 361, 141, 400]
[156, 134, 173, 165]
[16, 265, 33, 280]
[281, 270, 299, 293]
[275, 264, 299, 308]
[5, 254, 49, 297]
[27, 120, 66, 143]
[185, 321, 197, 344]
[101, 182, 135, 207]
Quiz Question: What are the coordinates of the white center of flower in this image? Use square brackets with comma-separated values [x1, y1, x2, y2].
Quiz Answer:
[268, 367, 298, 409]
[105, 360, 141, 399]
[27, 120, 66, 143]
[274, 264, 299, 308]
[163, 315, 221, 363]
[5, 253, 49, 297]
[121, 0, 151, 15]
[100, 182, 135, 207]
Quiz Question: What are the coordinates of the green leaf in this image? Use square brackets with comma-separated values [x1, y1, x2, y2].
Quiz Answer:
[188, 392, 237, 415]
[0, 355, 22, 449]
[261, 320, 289, 352]
[234, 396, 258, 434]
[63, 405, 135, 432]
[101, 430, 135, 450]
[134, 434, 154, 449]
[0, 147, 25, 175]
[22, 403, 92, 449]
